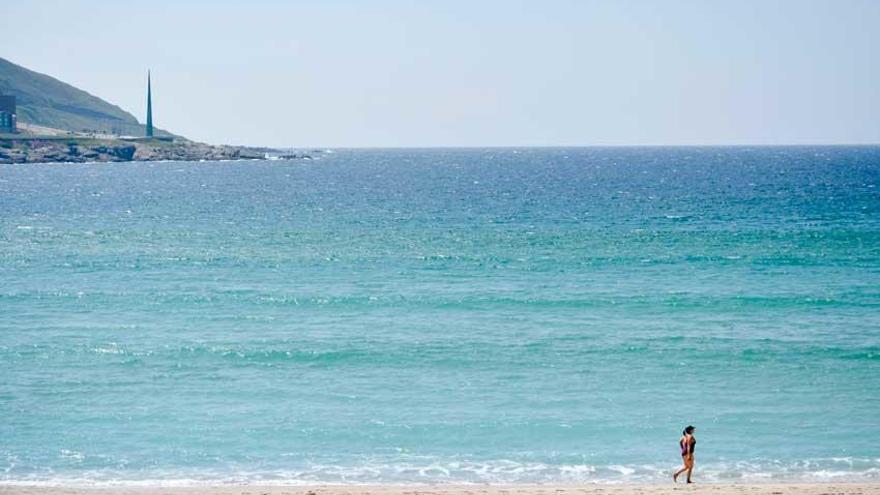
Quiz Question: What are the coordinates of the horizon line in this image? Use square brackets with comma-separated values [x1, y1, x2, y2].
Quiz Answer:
[227, 142, 880, 150]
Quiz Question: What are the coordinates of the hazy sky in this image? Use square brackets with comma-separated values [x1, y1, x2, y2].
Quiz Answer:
[4, 0, 879, 147]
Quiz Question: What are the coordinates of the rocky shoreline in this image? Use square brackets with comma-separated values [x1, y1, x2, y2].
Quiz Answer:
[0, 137, 310, 164]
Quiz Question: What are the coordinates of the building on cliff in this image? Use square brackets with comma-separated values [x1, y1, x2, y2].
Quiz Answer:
[0, 95, 16, 133]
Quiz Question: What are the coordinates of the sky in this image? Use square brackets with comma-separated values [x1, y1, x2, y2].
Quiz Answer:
[3, 0, 880, 147]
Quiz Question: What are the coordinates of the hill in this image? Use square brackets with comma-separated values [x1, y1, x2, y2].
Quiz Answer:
[0, 57, 172, 137]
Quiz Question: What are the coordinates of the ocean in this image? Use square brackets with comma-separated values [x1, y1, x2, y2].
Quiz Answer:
[1, 147, 878, 485]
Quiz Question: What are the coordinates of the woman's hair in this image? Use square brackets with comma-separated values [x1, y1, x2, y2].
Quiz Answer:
[683, 425, 695, 435]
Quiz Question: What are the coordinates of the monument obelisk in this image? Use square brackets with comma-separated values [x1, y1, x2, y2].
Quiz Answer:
[146, 70, 153, 138]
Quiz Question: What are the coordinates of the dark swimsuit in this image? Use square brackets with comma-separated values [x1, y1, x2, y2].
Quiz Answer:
[680, 436, 695, 456]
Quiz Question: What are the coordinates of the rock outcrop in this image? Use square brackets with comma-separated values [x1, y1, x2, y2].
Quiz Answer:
[0, 138, 293, 164]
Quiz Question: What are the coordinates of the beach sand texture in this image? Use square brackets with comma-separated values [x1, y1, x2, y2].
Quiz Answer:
[2, 485, 880, 495]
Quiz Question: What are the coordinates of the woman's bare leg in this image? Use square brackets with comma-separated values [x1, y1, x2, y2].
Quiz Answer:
[673, 461, 688, 482]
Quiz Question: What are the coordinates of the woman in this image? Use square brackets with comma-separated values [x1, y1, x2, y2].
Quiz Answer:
[673, 425, 696, 483]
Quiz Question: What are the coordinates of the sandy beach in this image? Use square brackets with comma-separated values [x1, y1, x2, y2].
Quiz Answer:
[2, 484, 879, 495]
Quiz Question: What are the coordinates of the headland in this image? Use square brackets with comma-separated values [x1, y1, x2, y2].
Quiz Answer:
[0, 57, 306, 164]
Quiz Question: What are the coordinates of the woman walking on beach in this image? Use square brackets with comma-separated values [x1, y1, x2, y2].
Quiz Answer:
[673, 425, 696, 483]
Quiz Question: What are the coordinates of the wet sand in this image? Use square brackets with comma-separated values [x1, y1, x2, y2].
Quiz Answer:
[2, 484, 879, 495]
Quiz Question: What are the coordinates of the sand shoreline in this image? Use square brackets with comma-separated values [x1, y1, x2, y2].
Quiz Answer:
[2, 483, 880, 495]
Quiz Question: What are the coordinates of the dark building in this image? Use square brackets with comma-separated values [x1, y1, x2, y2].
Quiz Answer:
[0, 95, 16, 133]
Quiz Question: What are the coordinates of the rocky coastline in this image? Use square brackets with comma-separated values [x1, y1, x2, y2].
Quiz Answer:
[0, 137, 309, 164]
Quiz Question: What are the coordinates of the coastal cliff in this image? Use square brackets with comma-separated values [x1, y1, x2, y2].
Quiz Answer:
[0, 57, 175, 138]
[0, 57, 299, 163]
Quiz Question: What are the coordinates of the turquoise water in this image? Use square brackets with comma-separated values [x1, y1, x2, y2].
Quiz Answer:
[1, 147, 879, 485]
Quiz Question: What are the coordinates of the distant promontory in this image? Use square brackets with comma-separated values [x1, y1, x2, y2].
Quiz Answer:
[0, 57, 303, 164]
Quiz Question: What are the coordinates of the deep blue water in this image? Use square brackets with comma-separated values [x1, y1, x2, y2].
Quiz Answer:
[1, 147, 879, 485]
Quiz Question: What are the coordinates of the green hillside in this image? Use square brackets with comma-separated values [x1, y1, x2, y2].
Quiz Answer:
[0, 57, 172, 137]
